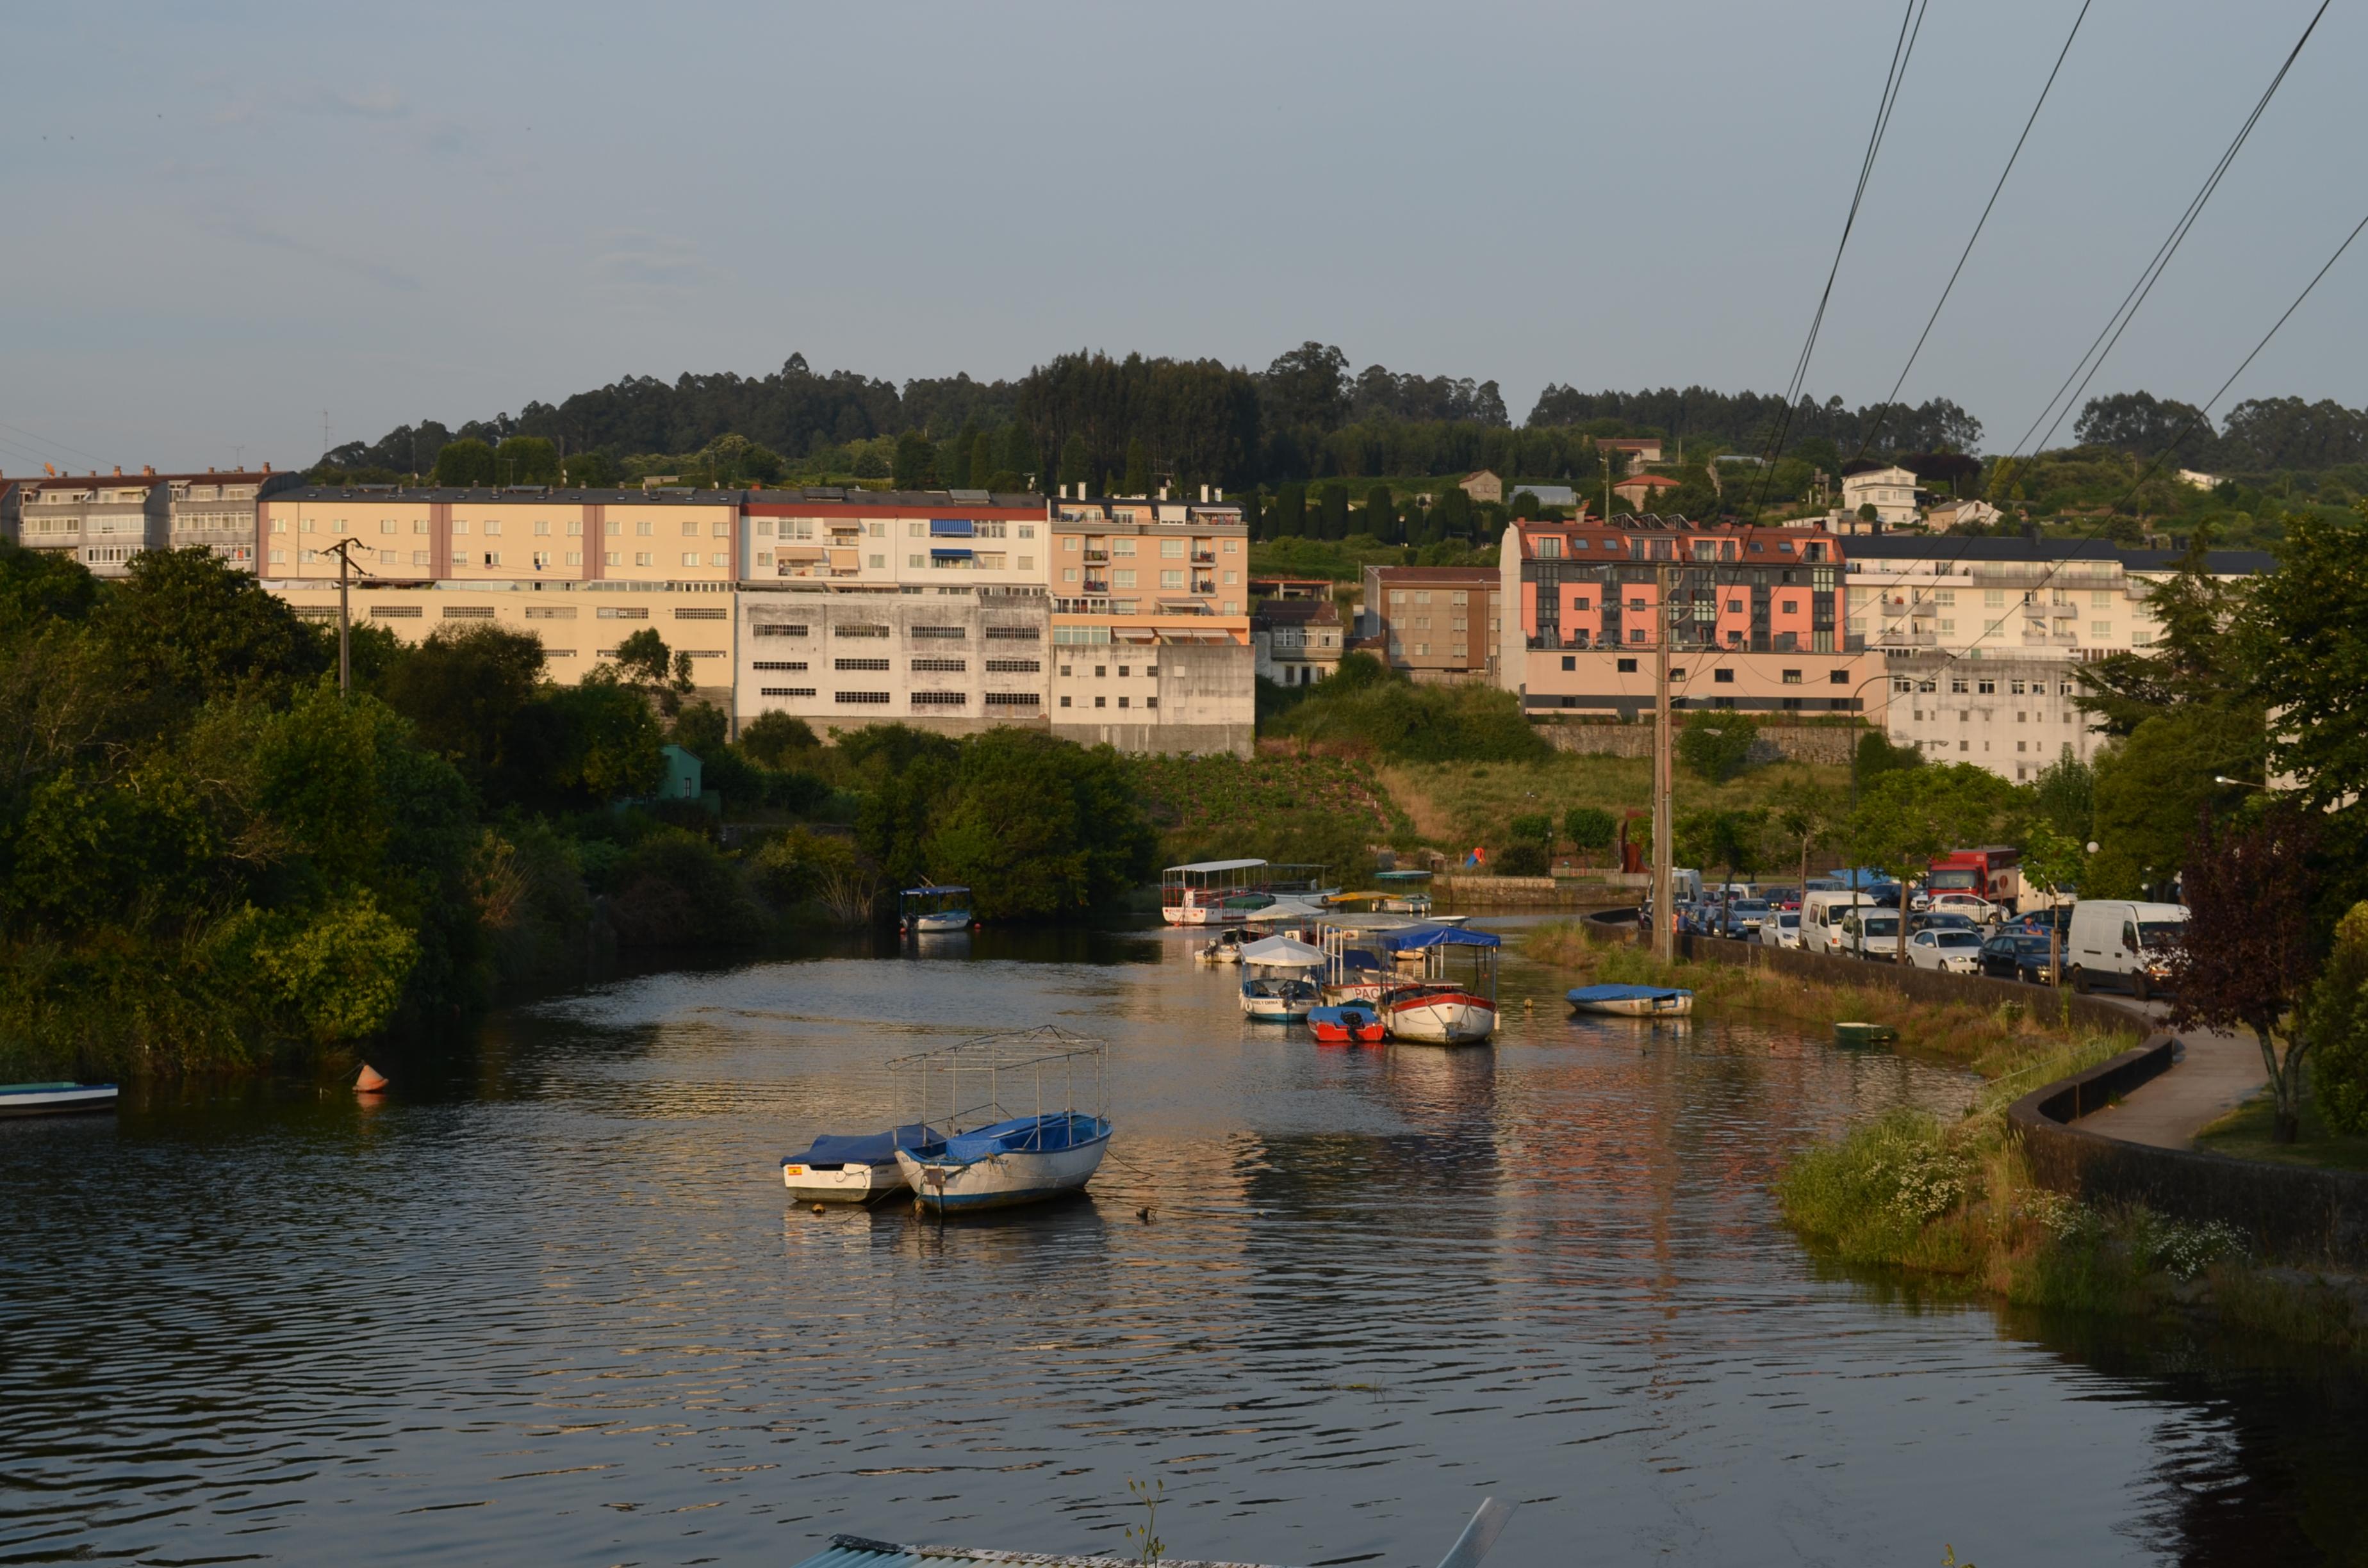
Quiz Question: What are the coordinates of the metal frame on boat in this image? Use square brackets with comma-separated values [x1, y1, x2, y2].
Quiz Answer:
[1161, 859, 1268, 926]
[889, 1027, 1112, 1213]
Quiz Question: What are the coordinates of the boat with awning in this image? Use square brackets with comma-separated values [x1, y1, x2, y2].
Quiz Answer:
[1373, 925, 1502, 1044]
[1238, 935, 1326, 1020]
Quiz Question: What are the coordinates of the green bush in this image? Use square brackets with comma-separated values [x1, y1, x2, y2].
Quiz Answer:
[1508, 812, 1554, 845]
[1677, 713, 1759, 783]
[739, 711, 819, 769]
[607, 828, 759, 947]
[1495, 841, 1551, 877]
[1265, 652, 1549, 762]
[1565, 806, 1616, 853]
[2306, 901, 2368, 1136]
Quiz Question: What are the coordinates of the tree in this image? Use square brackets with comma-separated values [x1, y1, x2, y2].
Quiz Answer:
[969, 430, 997, 490]
[1771, 780, 1836, 895]
[1501, 811, 1554, 874]
[1845, 764, 2019, 961]
[1001, 423, 1039, 484]
[492, 436, 560, 486]
[1122, 437, 1151, 497]
[433, 438, 497, 486]
[739, 712, 819, 769]
[1058, 434, 1091, 490]
[2025, 755, 2094, 838]
[1678, 713, 1759, 783]
[1364, 484, 1396, 542]
[2018, 822, 2088, 992]
[1510, 489, 1543, 521]
[2236, 505, 2368, 810]
[95, 547, 330, 714]
[1433, 485, 1474, 542]
[1273, 482, 1308, 537]
[670, 700, 730, 756]
[1564, 806, 1616, 864]
[2169, 808, 2319, 1142]
[1857, 503, 1879, 524]
[1316, 481, 1349, 540]
[563, 450, 616, 488]
[2087, 706, 2260, 897]
[377, 623, 548, 803]
[892, 429, 935, 489]
[1678, 806, 1771, 894]
[2304, 901, 2368, 1136]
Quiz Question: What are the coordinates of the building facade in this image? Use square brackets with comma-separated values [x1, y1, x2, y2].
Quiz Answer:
[1362, 564, 1502, 683]
[1883, 654, 2103, 780]
[1251, 597, 1344, 687]
[1496, 515, 1877, 720]
[15, 470, 172, 577]
[258, 484, 743, 703]
[736, 586, 1052, 737]
[1841, 464, 1919, 527]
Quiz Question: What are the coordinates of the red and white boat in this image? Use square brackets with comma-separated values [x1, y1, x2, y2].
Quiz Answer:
[1307, 1003, 1388, 1045]
[1371, 924, 1502, 1045]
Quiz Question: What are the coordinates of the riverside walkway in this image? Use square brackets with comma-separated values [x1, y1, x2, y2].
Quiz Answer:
[2078, 1002, 2265, 1149]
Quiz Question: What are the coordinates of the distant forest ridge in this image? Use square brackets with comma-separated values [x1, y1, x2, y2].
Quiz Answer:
[320, 342, 2368, 489]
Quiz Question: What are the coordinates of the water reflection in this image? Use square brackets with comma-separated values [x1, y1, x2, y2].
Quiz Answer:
[1, 922, 2362, 1567]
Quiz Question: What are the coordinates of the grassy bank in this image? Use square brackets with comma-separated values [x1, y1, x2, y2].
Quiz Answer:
[1385, 755, 1852, 853]
[2196, 1095, 2368, 1172]
[1524, 922, 2368, 1355]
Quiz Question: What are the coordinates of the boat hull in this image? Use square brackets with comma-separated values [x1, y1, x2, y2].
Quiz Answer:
[1569, 996, 1693, 1018]
[1385, 992, 1497, 1044]
[896, 1131, 1110, 1213]
[907, 911, 971, 933]
[1307, 1006, 1387, 1045]
[0, 1084, 118, 1116]
[782, 1158, 909, 1204]
[1240, 992, 1313, 1021]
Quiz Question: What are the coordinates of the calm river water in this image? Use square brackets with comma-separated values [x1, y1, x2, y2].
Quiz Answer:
[5, 922, 2365, 1567]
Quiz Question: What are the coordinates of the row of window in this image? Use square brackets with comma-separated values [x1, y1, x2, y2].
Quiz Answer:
[1056, 695, 1156, 709]
[1062, 535, 1232, 557]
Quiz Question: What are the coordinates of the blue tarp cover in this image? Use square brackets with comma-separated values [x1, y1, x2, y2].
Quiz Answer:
[929, 546, 974, 558]
[928, 518, 976, 536]
[1567, 984, 1691, 1004]
[1377, 924, 1502, 951]
[786, 1123, 940, 1168]
[917, 1113, 1108, 1164]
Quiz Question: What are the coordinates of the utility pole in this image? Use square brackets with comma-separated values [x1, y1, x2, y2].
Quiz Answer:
[1652, 561, 1675, 962]
[321, 538, 370, 696]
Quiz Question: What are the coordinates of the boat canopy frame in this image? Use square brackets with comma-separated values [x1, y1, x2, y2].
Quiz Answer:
[889, 1025, 1106, 1139]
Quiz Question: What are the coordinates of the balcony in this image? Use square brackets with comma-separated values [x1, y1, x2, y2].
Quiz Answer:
[1191, 551, 1216, 565]
[2048, 601, 2078, 617]
[1083, 577, 1112, 593]
[1877, 630, 1937, 648]
[1083, 550, 1110, 564]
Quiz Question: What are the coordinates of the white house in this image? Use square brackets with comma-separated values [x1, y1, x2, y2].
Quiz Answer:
[1927, 498, 2002, 532]
[1841, 465, 1920, 527]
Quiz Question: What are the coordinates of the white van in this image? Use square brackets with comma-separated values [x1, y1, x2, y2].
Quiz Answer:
[1802, 890, 1880, 956]
[2066, 900, 2189, 1000]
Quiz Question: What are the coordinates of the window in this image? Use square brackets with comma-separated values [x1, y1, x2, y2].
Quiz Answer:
[1094, 695, 1107, 708]
[1977, 679, 1996, 695]
[752, 660, 809, 671]
[1782, 669, 1802, 684]
[369, 604, 423, 619]
[1114, 569, 1137, 589]
[911, 691, 967, 707]
[1146, 696, 1160, 709]
[1560, 655, 1575, 671]
[1714, 668, 1734, 684]
[1160, 569, 1185, 589]
[1617, 657, 1638, 673]
[912, 657, 967, 673]
[597, 607, 649, 620]
[1059, 695, 1073, 708]
[2091, 621, 2113, 639]
[1161, 538, 1185, 558]
[835, 623, 889, 637]
[1829, 669, 1848, 684]
[1950, 678, 1969, 694]
[605, 552, 621, 566]
[760, 686, 817, 698]
[834, 690, 891, 705]
[1627, 597, 1647, 611]
[636, 520, 653, 536]
[2092, 590, 2113, 608]
[634, 552, 653, 566]
[566, 551, 582, 566]
[1117, 696, 1131, 708]
[443, 605, 494, 619]
[985, 692, 1040, 708]
[674, 607, 727, 621]
[1627, 629, 1645, 644]
[985, 658, 1041, 673]
[753, 623, 809, 637]
[835, 657, 891, 671]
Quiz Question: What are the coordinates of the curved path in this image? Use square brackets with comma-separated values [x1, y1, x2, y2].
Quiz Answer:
[2064, 999, 2265, 1150]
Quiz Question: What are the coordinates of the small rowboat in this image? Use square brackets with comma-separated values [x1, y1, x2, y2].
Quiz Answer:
[1566, 983, 1694, 1018]
[0, 1082, 118, 1116]
[782, 1123, 939, 1204]
[1307, 1002, 1387, 1045]
[896, 1112, 1112, 1214]
[1834, 1020, 1898, 1047]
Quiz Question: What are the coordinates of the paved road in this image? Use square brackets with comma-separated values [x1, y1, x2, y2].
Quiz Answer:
[2076, 997, 2267, 1149]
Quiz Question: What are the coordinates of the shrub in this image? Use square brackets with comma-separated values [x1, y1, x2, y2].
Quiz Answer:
[1495, 841, 1551, 877]
[739, 712, 819, 769]
[1265, 653, 1548, 762]
[2305, 900, 2368, 1135]
[1677, 713, 1759, 783]
[1508, 812, 1553, 845]
[1564, 806, 1616, 853]
[607, 828, 758, 946]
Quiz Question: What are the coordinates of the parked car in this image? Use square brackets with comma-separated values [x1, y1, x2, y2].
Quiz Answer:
[1906, 927, 1985, 974]
[1927, 892, 2003, 925]
[1908, 911, 1978, 935]
[1723, 898, 1772, 935]
[2066, 899, 2189, 999]
[1759, 910, 1803, 949]
[1840, 911, 1904, 961]
[1759, 886, 1800, 909]
[1980, 931, 2059, 985]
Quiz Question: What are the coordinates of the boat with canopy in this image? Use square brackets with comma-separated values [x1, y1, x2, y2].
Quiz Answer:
[1566, 983, 1694, 1018]
[890, 1027, 1112, 1213]
[898, 882, 974, 934]
[1238, 935, 1327, 1020]
[1372, 924, 1501, 1043]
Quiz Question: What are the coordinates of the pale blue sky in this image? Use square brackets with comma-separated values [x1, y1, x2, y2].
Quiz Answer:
[3, 0, 2360, 472]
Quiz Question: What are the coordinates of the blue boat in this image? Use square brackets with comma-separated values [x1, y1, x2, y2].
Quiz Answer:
[782, 1123, 941, 1204]
[1566, 983, 1694, 1018]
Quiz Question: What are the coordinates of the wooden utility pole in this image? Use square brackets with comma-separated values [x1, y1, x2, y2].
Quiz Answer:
[1652, 562, 1675, 962]
[321, 539, 370, 696]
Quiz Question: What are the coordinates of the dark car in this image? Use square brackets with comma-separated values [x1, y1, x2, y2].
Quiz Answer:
[1980, 931, 2059, 984]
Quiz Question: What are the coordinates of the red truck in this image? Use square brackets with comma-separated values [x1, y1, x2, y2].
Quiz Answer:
[1927, 846, 2022, 908]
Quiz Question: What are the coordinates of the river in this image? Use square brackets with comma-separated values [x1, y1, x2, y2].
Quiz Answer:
[4, 922, 2364, 1567]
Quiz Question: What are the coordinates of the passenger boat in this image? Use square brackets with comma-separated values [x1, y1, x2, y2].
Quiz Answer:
[1238, 935, 1326, 1020]
[780, 1123, 939, 1204]
[0, 1082, 118, 1116]
[1374, 925, 1502, 1044]
[1566, 983, 1695, 1018]
[1306, 1002, 1387, 1045]
[888, 1027, 1111, 1214]
[1161, 858, 1268, 926]
[898, 882, 974, 934]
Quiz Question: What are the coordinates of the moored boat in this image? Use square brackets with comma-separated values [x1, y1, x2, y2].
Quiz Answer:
[899, 883, 974, 934]
[1374, 924, 1502, 1044]
[781, 1123, 940, 1204]
[1238, 935, 1326, 1020]
[1307, 1002, 1387, 1045]
[895, 1111, 1113, 1213]
[1566, 983, 1695, 1018]
[1161, 858, 1269, 925]
[0, 1082, 118, 1116]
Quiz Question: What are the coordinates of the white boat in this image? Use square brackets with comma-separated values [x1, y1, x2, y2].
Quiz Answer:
[780, 1123, 938, 1204]
[0, 1082, 118, 1116]
[896, 1113, 1113, 1213]
[1372, 924, 1502, 1044]
[1160, 858, 1268, 926]
[1238, 934, 1328, 1020]
[888, 1027, 1110, 1215]
[1566, 984, 1695, 1018]
[899, 883, 973, 934]
[1194, 927, 1249, 965]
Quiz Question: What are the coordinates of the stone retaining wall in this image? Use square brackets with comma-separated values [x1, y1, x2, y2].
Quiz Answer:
[2010, 1039, 2368, 1267]
[1537, 721, 1863, 766]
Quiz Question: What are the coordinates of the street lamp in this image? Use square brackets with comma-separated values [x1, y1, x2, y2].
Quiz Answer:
[2213, 775, 2267, 790]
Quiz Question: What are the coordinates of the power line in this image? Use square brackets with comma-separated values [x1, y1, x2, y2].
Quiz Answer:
[1850, 0, 2096, 464]
[0, 418, 110, 470]
[1992, 0, 2330, 480]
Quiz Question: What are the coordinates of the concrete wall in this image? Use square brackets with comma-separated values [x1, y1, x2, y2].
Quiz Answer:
[2012, 1038, 2368, 1266]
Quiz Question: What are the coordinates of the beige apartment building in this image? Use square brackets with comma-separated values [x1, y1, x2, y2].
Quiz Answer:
[259, 484, 743, 703]
[1361, 564, 1502, 683]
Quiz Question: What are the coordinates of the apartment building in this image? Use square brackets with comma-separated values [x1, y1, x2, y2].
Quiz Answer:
[14, 469, 173, 577]
[1496, 514, 1878, 721]
[1842, 464, 1919, 527]
[1360, 564, 1502, 683]
[1884, 654, 2104, 780]
[165, 468, 299, 568]
[743, 487, 1049, 593]
[1251, 598, 1344, 687]
[737, 587, 1051, 737]
[259, 484, 743, 703]
[1045, 486, 1254, 756]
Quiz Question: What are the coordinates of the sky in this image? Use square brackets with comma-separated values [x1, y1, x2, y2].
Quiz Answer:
[3, 0, 2362, 473]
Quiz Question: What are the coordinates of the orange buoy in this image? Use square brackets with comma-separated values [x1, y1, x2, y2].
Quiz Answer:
[355, 1065, 390, 1093]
